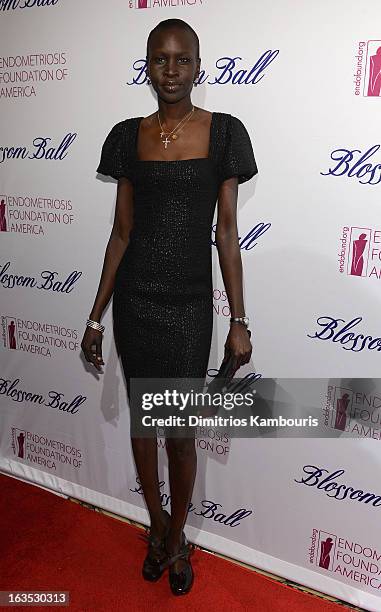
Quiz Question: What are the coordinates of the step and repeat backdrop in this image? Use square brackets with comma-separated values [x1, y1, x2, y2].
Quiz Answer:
[1, 1, 381, 609]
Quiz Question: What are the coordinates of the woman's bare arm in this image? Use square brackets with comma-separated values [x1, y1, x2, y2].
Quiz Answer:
[215, 177, 252, 368]
[81, 177, 134, 370]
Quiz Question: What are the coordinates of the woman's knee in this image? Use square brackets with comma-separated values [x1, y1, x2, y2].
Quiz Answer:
[131, 436, 157, 455]
[166, 436, 196, 461]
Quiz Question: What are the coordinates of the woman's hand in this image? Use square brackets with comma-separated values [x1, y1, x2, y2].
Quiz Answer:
[81, 327, 104, 372]
[224, 324, 252, 371]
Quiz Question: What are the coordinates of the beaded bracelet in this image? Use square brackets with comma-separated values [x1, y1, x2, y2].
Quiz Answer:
[86, 319, 105, 334]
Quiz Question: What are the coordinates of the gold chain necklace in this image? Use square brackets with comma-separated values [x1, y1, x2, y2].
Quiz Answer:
[157, 106, 195, 149]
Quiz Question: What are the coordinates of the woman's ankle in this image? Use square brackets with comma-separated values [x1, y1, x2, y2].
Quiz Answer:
[165, 530, 184, 553]
[150, 509, 169, 537]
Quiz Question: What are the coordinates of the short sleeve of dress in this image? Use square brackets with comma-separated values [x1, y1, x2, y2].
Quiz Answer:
[219, 115, 258, 184]
[96, 120, 130, 180]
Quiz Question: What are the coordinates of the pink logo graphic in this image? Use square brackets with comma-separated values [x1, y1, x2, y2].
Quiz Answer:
[325, 386, 353, 431]
[317, 531, 337, 571]
[332, 387, 352, 431]
[0, 197, 7, 232]
[8, 320, 17, 349]
[2, 316, 18, 350]
[350, 233, 368, 276]
[136, 0, 150, 7]
[11, 428, 26, 458]
[347, 227, 371, 277]
[16, 431, 25, 457]
[365, 42, 381, 97]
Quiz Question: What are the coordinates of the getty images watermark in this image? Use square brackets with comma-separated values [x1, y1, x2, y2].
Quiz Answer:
[140, 387, 318, 428]
[127, 377, 334, 438]
[129, 377, 381, 438]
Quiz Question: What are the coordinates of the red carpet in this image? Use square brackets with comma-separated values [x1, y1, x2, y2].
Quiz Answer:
[0, 473, 353, 611]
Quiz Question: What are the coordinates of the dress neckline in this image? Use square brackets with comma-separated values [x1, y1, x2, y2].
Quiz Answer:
[134, 111, 216, 163]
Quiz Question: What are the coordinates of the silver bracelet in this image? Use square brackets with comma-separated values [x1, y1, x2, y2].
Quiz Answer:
[86, 319, 105, 333]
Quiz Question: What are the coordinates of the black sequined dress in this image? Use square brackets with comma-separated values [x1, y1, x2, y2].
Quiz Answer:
[97, 112, 257, 397]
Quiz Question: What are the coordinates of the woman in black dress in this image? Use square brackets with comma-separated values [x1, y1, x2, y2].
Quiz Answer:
[81, 18, 257, 596]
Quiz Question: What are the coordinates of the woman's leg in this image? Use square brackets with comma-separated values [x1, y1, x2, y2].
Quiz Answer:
[165, 433, 197, 572]
[127, 372, 167, 543]
[130, 436, 167, 543]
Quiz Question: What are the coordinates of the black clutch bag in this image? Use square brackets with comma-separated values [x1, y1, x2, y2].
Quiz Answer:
[212, 329, 252, 388]
[200, 329, 252, 416]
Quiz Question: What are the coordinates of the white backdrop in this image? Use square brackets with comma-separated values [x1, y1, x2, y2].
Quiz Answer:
[1, 1, 381, 610]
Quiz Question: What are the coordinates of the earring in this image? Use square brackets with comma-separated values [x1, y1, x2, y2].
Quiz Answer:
[146, 77, 151, 85]
[194, 80, 198, 87]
